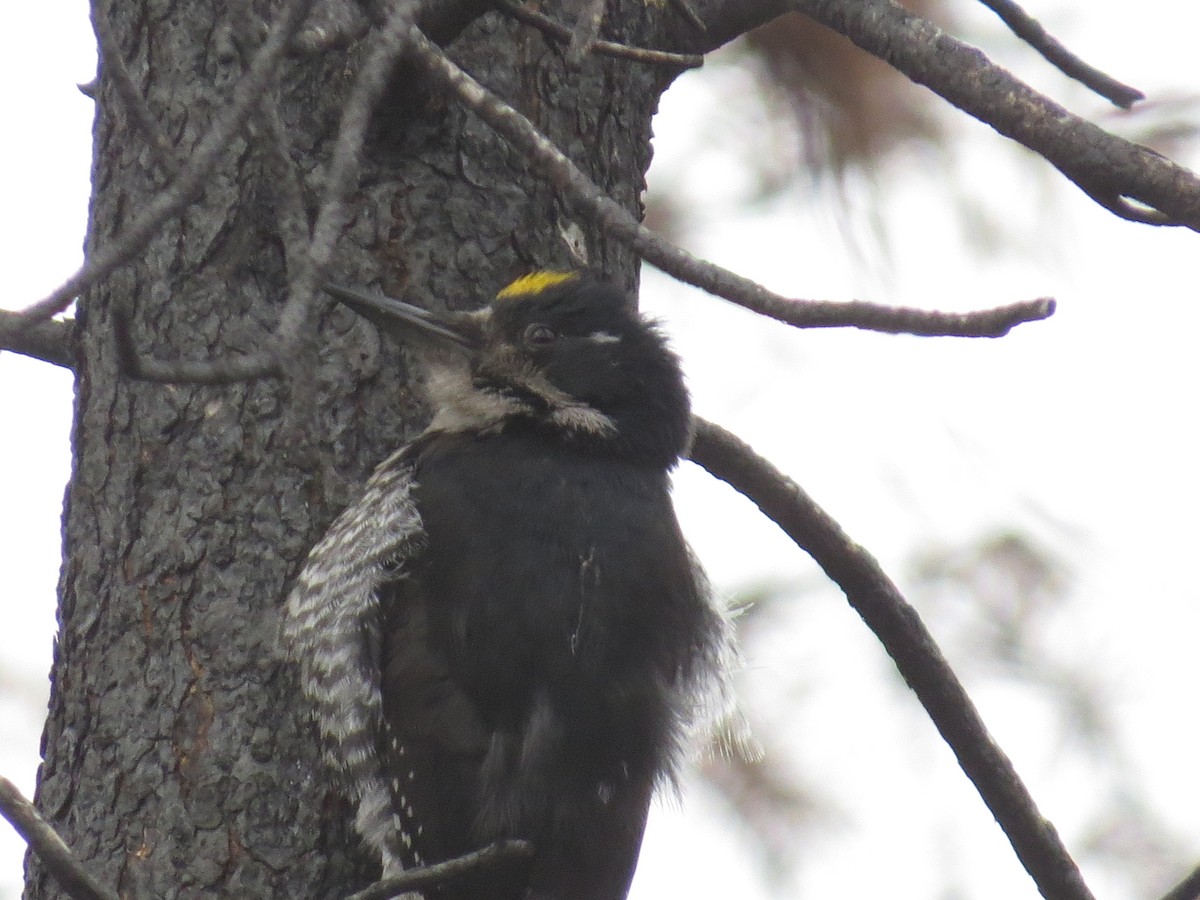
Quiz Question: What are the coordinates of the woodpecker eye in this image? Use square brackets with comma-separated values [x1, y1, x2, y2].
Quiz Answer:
[524, 323, 557, 347]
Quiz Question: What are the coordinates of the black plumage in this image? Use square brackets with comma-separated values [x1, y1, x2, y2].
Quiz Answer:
[284, 272, 738, 900]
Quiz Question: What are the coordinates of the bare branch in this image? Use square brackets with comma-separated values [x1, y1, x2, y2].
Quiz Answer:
[344, 839, 535, 900]
[256, 100, 313, 303]
[687, 419, 1097, 900]
[287, 0, 424, 347]
[93, 17, 178, 176]
[248, 0, 426, 411]
[1161, 863, 1200, 900]
[723, 295, 1055, 337]
[0, 311, 75, 369]
[788, 0, 1200, 230]
[114, 0, 428, 388]
[290, 2, 371, 54]
[497, 2, 703, 68]
[113, 305, 282, 383]
[93, 2, 180, 179]
[0, 777, 119, 900]
[976, 0, 1143, 108]
[402, 26, 1050, 337]
[12, 0, 319, 328]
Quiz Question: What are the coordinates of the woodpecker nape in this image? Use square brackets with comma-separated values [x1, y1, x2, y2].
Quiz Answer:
[284, 271, 740, 900]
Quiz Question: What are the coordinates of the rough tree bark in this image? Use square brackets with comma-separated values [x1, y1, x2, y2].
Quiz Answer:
[21, 1, 1200, 898]
[27, 1, 779, 896]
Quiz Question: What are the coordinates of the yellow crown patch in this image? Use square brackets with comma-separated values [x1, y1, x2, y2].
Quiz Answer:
[496, 271, 578, 301]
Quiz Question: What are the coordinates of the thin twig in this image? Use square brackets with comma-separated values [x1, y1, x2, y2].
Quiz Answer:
[256, 99, 314, 303]
[497, 2, 703, 68]
[976, 0, 1143, 108]
[13, 0, 318, 328]
[121, 353, 281, 383]
[245, 75, 322, 409]
[402, 26, 1051, 337]
[0, 777, 119, 900]
[290, 19, 370, 54]
[687, 419, 1097, 900]
[344, 839, 535, 900]
[0, 311, 76, 369]
[116, 0, 425, 387]
[788, 0, 1200, 230]
[292, 0, 425, 347]
[736, 296, 1056, 336]
[1161, 863, 1200, 900]
[113, 305, 282, 383]
[290, 2, 372, 54]
[113, 3, 314, 387]
[93, 1, 180, 178]
[262, 0, 423, 401]
[207, 0, 417, 421]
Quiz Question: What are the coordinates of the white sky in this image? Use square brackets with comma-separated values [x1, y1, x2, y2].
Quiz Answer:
[2, 3, 1198, 899]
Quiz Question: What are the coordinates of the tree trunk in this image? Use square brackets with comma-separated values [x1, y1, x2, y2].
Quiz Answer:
[28, 1, 704, 895]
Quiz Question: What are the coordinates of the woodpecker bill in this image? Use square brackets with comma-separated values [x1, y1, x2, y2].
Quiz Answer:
[283, 272, 741, 900]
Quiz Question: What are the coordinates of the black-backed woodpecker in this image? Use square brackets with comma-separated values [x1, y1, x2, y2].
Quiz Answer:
[284, 272, 740, 900]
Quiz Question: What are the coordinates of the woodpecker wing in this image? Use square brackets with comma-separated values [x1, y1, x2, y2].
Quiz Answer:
[281, 448, 425, 873]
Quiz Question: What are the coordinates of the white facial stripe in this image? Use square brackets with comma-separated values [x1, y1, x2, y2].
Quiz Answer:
[425, 365, 523, 433]
[422, 342, 620, 439]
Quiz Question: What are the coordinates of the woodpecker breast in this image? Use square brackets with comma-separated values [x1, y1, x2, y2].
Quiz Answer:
[283, 272, 741, 900]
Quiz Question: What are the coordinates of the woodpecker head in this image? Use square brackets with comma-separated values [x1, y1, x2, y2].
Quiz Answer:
[326, 272, 692, 467]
